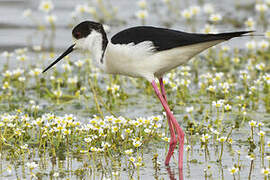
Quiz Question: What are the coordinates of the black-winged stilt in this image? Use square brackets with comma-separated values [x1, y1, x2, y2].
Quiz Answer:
[42, 21, 252, 173]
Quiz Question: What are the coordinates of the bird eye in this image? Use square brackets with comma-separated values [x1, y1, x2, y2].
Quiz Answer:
[75, 32, 81, 39]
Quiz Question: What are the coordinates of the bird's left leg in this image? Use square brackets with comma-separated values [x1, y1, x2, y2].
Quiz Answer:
[159, 78, 177, 165]
[151, 80, 185, 170]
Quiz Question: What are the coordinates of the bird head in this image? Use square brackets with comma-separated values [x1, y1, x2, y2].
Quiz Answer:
[43, 21, 108, 73]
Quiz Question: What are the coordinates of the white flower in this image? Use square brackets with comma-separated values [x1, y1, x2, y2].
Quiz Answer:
[2, 51, 13, 58]
[133, 140, 142, 148]
[23, 9, 32, 18]
[16, 55, 28, 62]
[18, 77, 26, 82]
[207, 85, 216, 92]
[209, 13, 222, 22]
[86, 6, 96, 14]
[20, 144, 28, 150]
[245, 41, 256, 50]
[239, 70, 250, 80]
[186, 106, 194, 113]
[258, 131, 265, 137]
[124, 149, 133, 155]
[212, 100, 224, 108]
[15, 48, 28, 55]
[190, 6, 200, 16]
[258, 40, 269, 51]
[263, 74, 270, 84]
[256, 63, 265, 71]
[45, 15, 57, 23]
[249, 120, 257, 127]
[181, 9, 192, 19]
[67, 76, 78, 84]
[265, 31, 270, 39]
[202, 24, 218, 34]
[136, 10, 148, 19]
[232, 57, 240, 64]
[137, 0, 147, 9]
[228, 167, 239, 174]
[39, 0, 54, 13]
[74, 60, 84, 68]
[224, 104, 232, 111]
[53, 172, 59, 177]
[62, 63, 72, 71]
[180, 79, 191, 87]
[221, 45, 230, 52]
[2, 82, 10, 90]
[261, 168, 269, 176]
[29, 68, 42, 76]
[162, 136, 170, 142]
[26, 162, 38, 169]
[200, 134, 211, 143]
[31, 105, 40, 111]
[106, 84, 120, 94]
[75, 4, 89, 14]
[129, 157, 136, 162]
[244, 17, 256, 29]
[112, 171, 119, 176]
[255, 3, 268, 12]
[3, 70, 12, 77]
[246, 154, 255, 160]
[84, 137, 92, 143]
[33, 45, 42, 51]
[218, 136, 226, 143]
[53, 90, 62, 97]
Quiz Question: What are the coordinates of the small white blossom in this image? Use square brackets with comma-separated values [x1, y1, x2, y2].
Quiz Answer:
[45, 15, 57, 23]
[137, 0, 147, 9]
[23, 9, 32, 18]
[136, 10, 148, 19]
[228, 167, 239, 174]
[209, 13, 222, 22]
[246, 41, 256, 50]
[255, 3, 268, 12]
[39, 0, 54, 13]
[244, 17, 256, 29]
[186, 106, 194, 113]
[261, 168, 269, 176]
[26, 162, 38, 169]
[258, 40, 269, 51]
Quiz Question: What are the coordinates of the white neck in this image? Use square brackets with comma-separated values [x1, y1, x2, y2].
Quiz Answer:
[79, 30, 106, 70]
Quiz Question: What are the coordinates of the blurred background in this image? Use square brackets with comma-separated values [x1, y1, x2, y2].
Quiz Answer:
[0, 0, 261, 52]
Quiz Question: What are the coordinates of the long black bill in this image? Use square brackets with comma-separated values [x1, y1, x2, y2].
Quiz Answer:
[42, 44, 75, 73]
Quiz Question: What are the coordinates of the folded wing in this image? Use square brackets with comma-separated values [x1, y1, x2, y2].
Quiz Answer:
[111, 26, 252, 51]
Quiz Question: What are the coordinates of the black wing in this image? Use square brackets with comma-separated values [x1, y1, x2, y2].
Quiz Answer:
[111, 26, 252, 51]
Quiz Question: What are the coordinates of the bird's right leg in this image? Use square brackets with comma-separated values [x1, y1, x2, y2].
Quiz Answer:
[159, 78, 177, 165]
[151, 80, 185, 171]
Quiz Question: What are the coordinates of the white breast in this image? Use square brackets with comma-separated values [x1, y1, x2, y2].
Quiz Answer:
[104, 41, 156, 81]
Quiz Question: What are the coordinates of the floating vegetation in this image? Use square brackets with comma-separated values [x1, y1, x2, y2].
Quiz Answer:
[0, 113, 166, 179]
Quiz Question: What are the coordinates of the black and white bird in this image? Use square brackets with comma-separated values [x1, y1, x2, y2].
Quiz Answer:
[43, 21, 252, 172]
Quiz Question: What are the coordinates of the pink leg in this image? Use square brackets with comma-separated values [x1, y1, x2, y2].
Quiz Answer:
[151, 80, 185, 171]
[159, 78, 177, 165]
